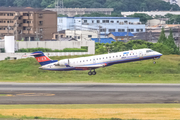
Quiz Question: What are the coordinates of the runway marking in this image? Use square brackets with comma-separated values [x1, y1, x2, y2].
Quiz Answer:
[0, 93, 55, 97]
[15, 93, 55, 96]
[0, 108, 180, 119]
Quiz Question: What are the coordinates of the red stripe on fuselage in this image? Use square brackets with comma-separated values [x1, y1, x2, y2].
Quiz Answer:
[35, 56, 51, 62]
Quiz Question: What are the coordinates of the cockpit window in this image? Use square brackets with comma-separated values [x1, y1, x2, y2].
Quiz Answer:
[146, 50, 153, 53]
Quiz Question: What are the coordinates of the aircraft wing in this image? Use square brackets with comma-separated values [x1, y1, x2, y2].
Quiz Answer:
[73, 63, 107, 70]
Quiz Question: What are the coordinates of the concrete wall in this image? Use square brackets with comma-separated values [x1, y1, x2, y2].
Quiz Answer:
[0, 41, 4, 49]
[16, 41, 95, 54]
[0, 52, 90, 61]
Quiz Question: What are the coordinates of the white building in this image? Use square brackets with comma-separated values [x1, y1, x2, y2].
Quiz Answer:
[65, 30, 98, 41]
[58, 17, 146, 38]
[122, 11, 180, 17]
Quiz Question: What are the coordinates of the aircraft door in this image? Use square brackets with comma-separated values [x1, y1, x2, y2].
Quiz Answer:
[139, 51, 143, 57]
[93, 58, 96, 64]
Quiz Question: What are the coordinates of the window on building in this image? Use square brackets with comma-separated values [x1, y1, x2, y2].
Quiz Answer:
[61, 35, 63, 38]
[106, 20, 109, 23]
[124, 21, 128, 24]
[7, 13, 9, 16]
[110, 21, 114, 23]
[100, 29, 106, 32]
[84, 20, 87, 23]
[70, 36, 72, 38]
[97, 20, 100, 23]
[131, 29, 134, 32]
[92, 20, 94, 23]
[118, 29, 125, 32]
[23, 20, 26, 23]
[109, 29, 115, 32]
[127, 29, 131, 32]
[78, 36, 80, 39]
[39, 13, 43, 18]
[117, 21, 119, 23]
[39, 28, 43, 33]
[66, 36, 68, 38]
[140, 29, 143, 32]
[103, 20, 106, 23]
[136, 29, 139, 32]
[7, 21, 9, 23]
[39, 21, 43, 26]
[88, 35, 92, 38]
[55, 35, 58, 39]
[10, 13, 14, 16]
[23, 27, 26, 30]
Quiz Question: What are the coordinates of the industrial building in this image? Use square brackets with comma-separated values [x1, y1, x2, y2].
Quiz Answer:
[0, 7, 57, 41]
[57, 17, 145, 38]
[45, 8, 114, 17]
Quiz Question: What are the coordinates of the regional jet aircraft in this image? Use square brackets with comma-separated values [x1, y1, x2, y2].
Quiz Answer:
[31, 48, 162, 75]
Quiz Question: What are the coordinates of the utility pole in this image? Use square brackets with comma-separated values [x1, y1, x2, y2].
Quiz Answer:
[98, 26, 102, 43]
[16, 22, 18, 41]
[127, 27, 129, 41]
[55, 0, 64, 15]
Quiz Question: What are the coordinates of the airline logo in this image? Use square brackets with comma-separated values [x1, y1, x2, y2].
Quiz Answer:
[36, 56, 51, 62]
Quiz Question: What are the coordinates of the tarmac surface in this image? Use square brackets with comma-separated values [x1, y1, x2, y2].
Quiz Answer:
[0, 83, 180, 104]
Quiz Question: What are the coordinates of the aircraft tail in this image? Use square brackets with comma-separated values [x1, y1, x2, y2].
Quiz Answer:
[31, 51, 58, 66]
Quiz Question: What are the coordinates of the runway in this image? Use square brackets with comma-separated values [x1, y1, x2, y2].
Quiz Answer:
[0, 83, 180, 104]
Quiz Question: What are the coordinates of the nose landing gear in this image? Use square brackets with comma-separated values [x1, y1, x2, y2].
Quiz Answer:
[88, 69, 96, 75]
[153, 58, 156, 64]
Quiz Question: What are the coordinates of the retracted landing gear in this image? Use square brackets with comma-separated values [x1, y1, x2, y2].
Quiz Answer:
[88, 69, 96, 75]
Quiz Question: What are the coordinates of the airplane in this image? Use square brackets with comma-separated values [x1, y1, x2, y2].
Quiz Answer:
[31, 48, 162, 75]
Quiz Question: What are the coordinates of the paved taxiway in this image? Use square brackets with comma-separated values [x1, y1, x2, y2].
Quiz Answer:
[0, 83, 179, 104]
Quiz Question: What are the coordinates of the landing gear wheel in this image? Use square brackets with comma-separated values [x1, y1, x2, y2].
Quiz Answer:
[92, 71, 96, 75]
[88, 71, 92, 75]
[153, 61, 156, 64]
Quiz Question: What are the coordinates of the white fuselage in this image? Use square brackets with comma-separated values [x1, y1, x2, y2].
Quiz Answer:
[40, 48, 162, 71]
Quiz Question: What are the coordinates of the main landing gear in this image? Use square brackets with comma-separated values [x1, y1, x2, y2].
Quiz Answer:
[88, 69, 96, 75]
[153, 58, 156, 64]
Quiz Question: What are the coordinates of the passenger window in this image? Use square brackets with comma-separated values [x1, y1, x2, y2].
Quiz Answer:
[83, 60, 85, 62]
[109, 56, 111, 58]
[99, 58, 101, 60]
[106, 57, 108, 59]
[97, 58, 98, 60]
[116, 55, 118, 57]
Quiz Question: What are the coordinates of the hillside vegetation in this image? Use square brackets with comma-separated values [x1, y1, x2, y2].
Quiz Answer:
[0, 0, 179, 13]
[0, 55, 180, 83]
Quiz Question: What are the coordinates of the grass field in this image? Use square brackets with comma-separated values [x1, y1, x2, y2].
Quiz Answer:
[0, 55, 180, 83]
[0, 104, 179, 119]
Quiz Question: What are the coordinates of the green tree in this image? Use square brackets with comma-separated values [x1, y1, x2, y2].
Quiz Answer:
[165, 30, 179, 54]
[158, 28, 167, 43]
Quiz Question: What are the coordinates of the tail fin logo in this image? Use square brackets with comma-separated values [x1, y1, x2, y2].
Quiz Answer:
[36, 56, 51, 62]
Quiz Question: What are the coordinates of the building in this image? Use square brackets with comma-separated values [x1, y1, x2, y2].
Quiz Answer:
[108, 32, 134, 41]
[45, 8, 114, 17]
[147, 19, 166, 26]
[0, 7, 57, 41]
[122, 11, 180, 17]
[65, 30, 98, 41]
[52, 30, 66, 40]
[58, 17, 145, 38]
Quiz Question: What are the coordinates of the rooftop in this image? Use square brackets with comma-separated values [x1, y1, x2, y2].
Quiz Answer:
[91, 38, 116, 43]
[110, 32, 134, 37]
[0, 7, 53, 12]
[58, 17, 140, 19]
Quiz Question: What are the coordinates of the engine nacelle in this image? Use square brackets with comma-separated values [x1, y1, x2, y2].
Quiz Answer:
[58, 59, 69, 66]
